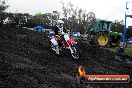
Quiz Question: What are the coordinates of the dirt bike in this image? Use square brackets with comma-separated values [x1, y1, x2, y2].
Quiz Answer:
[50, 34, 81, 60]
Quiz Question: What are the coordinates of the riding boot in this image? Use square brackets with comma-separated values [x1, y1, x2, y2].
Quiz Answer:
[56, 45, 60, 54]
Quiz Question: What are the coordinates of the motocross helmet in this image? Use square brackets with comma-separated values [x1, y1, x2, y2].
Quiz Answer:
[57, 20, 64, 28]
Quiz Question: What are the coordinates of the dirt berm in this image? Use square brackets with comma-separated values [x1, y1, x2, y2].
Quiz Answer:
[0, 27, 132, 88]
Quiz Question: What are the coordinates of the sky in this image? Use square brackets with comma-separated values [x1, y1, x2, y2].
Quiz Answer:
[5, 0, 132, 26]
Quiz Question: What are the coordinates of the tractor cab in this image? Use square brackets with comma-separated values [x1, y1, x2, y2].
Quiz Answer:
[91, 19, 112, 33]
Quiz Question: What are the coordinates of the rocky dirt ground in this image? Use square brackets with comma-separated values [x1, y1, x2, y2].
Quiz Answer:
[0, 27, 132, 88]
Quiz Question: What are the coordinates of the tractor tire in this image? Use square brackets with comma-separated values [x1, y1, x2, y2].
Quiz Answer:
[95, 32, 109, 47]
[118, 39, 127, 48]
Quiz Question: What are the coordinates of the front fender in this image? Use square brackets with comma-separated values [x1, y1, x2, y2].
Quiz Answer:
[67, 39, 75, 44]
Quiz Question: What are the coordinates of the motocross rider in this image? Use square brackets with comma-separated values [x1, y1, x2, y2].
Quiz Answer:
[50, 20, 69, 54]
[54, 20, 69, 45]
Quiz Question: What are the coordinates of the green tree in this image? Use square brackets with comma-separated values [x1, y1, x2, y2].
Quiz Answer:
[127, 26, 132, 39]
[61, 2, 95, 34]
[111, 20, 124, 33]
[0, 0, 9, 26]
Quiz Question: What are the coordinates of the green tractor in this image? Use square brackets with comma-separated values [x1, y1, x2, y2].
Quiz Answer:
[88, 19, 124, 47]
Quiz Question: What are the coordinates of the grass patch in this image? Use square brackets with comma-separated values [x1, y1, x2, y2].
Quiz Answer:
[80, 41, 132, 57]
[123, 49, 132, 57]
[104, 47, 132, 57]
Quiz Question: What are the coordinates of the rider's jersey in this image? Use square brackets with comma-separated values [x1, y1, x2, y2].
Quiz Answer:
[54, 26, 60, 35]
[54, 26, 69, 35]
[54, 26, 69, 42]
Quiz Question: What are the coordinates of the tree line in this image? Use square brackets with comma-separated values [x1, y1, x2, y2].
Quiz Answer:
[0, 0, 96, 34]
[111, 20, 132, 38]
[0, 0, 132, 38]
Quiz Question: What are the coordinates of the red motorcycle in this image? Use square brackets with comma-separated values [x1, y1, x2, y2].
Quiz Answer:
[50, 34, 81, 60]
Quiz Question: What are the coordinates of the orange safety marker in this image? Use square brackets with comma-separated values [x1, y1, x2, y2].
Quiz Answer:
[78, 65, 86, 76]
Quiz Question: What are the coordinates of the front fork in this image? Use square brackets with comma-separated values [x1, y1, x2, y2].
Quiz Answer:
[68, 44, 76, 54]
[69, 46, 74, 54]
